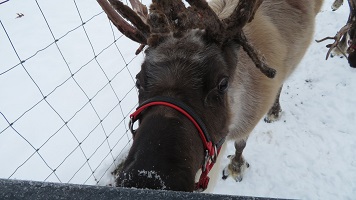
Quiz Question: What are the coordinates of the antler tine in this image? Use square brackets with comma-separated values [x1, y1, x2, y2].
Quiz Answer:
[237, 32, 276, 78]
[129, 0, 148, 22]
[151, 0, 186, 21]
[98, 0, 147, 44]
[184, 0, 222, 23]
[223, 0, 263, 33]
[108, 0, 150, 37]
[184, 0, 225, 42]
[222, 0, 275, 78]
[147, 1, 174, 34]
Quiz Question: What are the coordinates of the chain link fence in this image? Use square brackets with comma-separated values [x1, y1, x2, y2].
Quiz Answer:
[0, 0, 145, 185]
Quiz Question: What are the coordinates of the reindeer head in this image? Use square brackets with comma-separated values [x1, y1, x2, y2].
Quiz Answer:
[98, 0, 275, 191]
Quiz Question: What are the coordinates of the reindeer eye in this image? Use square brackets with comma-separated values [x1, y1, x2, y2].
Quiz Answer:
[218, 77, 229, 93]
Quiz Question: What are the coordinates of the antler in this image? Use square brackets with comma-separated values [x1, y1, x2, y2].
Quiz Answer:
[316, 24, 351, 59]
[183, 0, 275, 78]
[317, 0, 356, 60]
[98, 0, 276, 78]
[237, 32, 276, 78]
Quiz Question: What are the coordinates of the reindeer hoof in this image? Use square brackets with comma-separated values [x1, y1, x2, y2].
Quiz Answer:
[265, 108, 282, 123]
[222, 155, 250, 182]
[331, 0, 343, 11]
[222, 167, 229, 180]
[265, 101, 282, 123]
[264, 113, 280, 123]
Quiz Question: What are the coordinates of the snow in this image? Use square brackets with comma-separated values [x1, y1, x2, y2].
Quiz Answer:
[137, 170, 167, 190]
[0, 0, 355, 199]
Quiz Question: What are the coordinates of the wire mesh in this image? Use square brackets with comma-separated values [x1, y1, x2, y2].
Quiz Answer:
[0, 0, 144, 185]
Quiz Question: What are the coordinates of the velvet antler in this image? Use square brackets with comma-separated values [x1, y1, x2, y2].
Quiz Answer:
[98, 0, 276, 78]
[183, 0, 275, 78]
[223, 0, 276, 78]
[316, 0, 356, 60]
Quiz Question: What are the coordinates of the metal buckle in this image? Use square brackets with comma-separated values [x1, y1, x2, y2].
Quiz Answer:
[202, 150, 209, 172]
[202, 144, 218, 171]
[211, 145, 218, 163]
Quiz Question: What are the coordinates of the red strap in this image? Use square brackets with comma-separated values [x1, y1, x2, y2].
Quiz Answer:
[195, 162, 214, 191]
[195, 145, 222, 191]
[130, 101, 215, 155]
[130, 100, 224, 191]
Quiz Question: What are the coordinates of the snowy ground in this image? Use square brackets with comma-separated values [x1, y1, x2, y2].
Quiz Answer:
[0, 0, 355, 199]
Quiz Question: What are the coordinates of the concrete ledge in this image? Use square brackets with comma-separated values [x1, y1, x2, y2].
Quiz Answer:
[0, 179, 284, 200]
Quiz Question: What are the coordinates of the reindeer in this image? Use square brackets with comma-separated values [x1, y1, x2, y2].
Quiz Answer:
[98, 0, 323, 192]
[318, 0, 356, 68]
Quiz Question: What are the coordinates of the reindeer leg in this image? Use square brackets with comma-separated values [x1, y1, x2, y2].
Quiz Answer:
[332, 0, 344, 11]
[264, 86, 283, 123]
[222, 140, 249, 182]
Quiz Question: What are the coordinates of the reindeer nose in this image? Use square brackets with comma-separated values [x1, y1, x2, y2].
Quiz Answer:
[116, 169, 167, 190]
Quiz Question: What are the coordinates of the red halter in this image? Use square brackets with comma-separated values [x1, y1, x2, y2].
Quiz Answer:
[129, 96, 225, 191]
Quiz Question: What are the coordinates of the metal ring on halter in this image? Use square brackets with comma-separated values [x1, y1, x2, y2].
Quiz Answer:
[202, 150, 209, 172]
[129, 116, 136, 136]
[211, 145, 218, 163]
